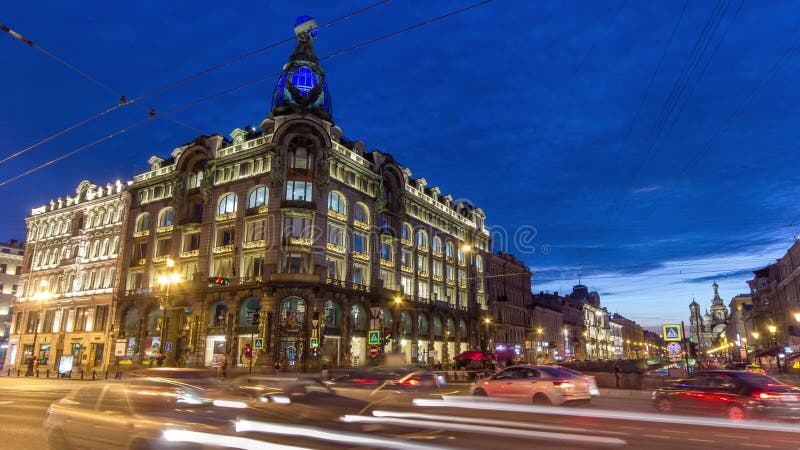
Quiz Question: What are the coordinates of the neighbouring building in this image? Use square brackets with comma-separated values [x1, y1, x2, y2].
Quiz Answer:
[485, 251, 532, 358]
[0, 240, 25, 364]
[113, 19, 491, 371]
[5, 180, 128, 374]
[610, 313, 645, 359]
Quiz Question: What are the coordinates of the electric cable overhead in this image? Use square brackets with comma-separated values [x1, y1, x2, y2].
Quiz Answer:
[0, 0, 494, 186]
[0, 0, 393, 165]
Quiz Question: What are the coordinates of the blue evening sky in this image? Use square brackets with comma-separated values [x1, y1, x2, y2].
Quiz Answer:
[1, 1, 799, 327]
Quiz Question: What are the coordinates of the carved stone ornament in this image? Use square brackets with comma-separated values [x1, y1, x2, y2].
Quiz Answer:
[200, 162, 216, 204]
[270, 147, 284, 189]
[317, 147, 332, 194]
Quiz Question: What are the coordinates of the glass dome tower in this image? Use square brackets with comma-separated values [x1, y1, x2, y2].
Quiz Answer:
[270, 16, 333, 122]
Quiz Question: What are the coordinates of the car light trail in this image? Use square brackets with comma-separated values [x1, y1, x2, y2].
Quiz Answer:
[163, 429, 307, 450]
[235, 419, 454, 450]
[369, 410, 629, 436]
[212, 399, 248, 409]
[413, 397, 800, 434]
[340, 414, 627, 447]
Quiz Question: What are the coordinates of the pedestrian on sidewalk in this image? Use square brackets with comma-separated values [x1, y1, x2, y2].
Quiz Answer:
[614, 362, 621, 388]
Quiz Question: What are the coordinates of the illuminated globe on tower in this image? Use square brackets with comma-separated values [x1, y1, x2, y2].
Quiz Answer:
[270, 15, 333, 122]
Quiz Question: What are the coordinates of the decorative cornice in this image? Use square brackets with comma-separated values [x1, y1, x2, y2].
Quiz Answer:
[353, 220, 370, 231]
[216, 212, 237, 222]
[401, 265, 413, 274]
[328, 210, 346, 222]
[213, 244, 235, 254]
[352, 251, 369, 262]
[156, 225, 174, 234]
[380, 259, 394, 268]
[180, 250, 199, 259]
[417, 270, 429, 278]
[243, 240, 266, 250]
[326, 243, 345, 254]
[133, 230, 149, 238]
[288, 237, 312, 246]
[400, 238, 412, 247]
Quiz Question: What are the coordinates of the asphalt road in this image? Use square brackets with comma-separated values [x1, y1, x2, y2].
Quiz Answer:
[1, 377, 799, 450]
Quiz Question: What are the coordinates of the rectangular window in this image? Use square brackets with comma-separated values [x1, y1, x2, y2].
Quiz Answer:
[417, 254, 428, 272]
[400, 275, 412, 295]
[180, 261, 196, 281]
[11, 284, 18, 295]
[445, 265, 454, 281]
[418, 280, 429, 299]
[401, 250, 412, 269]
[380, 242, 392, 261]
[446, 287, 456, 305]
[433, 284, 443, 302]
[239, 161, 251, 178]
[286, 181, 313, 201]
[211, 257, 233, 278]
[245, 220, 266, 242]
[156, 238, 172, 256]
[0, 264, 7, 273]
[283, 252, 307, 274]
[327, 258, 343, 280]
[26, 311, 40, 333]
[283, 216, 312, 240]
[216, 226, 235, 246]
[183, 232, 200, 251]
[353, 233, 367, 253]
[243, 255, 264, 278]
[328, 225, 344, 246]
[43, 310, 55, 333]
[353, 265, 367, 285]
[380, 270, 393, 290]
[132, 241, 148, 261]
[127, 272, 143, 292]
[75, 307, 88, 332]
[14, 265, 21, 275]
[433, 261, 442, 277]
[94, 306, 109, 331]
[13, 312, 22, 334]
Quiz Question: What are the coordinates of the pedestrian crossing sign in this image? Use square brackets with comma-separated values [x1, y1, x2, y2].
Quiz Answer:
[368, 329, 381, 345]
[663, 324, 682, 342]
[254, 338, 264, 349]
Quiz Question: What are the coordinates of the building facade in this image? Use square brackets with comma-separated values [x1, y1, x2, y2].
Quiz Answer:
[688, 282, 729, 353]
[0, 240, 25, 364]
[113, 22, 491, 371]
[610, 313, 645, 359]
[5, 180, 128, 373]
[485, 251, 532, 357]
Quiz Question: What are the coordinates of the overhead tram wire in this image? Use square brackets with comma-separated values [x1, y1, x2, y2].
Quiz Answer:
[0, 23, 206, 158]
[0, 0, 495, 187]
[0, 0, 393, 165]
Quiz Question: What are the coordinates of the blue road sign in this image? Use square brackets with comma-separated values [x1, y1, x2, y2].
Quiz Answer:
[368, 329, 381, 345]
[663, 324, 682, 342]
[254, 338, 264, 349]
[165, 342, 173, 352]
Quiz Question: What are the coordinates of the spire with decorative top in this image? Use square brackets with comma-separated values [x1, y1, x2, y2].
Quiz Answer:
[270, 16, 333, 122]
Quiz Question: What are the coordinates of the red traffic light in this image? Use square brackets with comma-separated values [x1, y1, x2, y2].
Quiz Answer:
[244, 345, 253, 358]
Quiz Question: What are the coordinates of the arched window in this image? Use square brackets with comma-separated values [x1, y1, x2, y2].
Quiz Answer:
[447, 318, 455, 336]
[111, 237, 120, 255]
[433, 316, 442, 337]
[288, 137, 314, 170]
[418, 314, 429, 337]
[248, 186, 269, 208]
[445, 242, 454, 258]
[459, 319, 467, 337]
[147, 309, 163, 332]
[101, 238, 110, 256]
[91, 240, 100, 258]
[324, 300, 340, 329]
[239, 297, 261, 326]
[351, 304, 366, 331]
[328, 191, 346, 216]
[158, 208, 174, 227]
[416, 229, 428, 248]
[354, 203, 369, 224]
[218, 193, 238, 215]
[401, 223, 412, 241]
[280, 297, 306, 328]
[135, 213, 150, 232]
[400, 312, 412, 337]
[210, 300, 229, 327]
[432, 237, 442, 253]
[123, 308, 139, 332]
[475, 255, 483, 272]
[457, 246, 465, 264]
[105, 208, 113, 225]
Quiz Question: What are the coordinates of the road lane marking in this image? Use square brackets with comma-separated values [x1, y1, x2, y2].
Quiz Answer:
[415, 397, 800, 434]
[740, 444, 772, 448]
[370, 410, 628, 436]
[236, 419, 454, 450]
[341, 415, 627, 448]
[643, 434, 670, 439]
[688, 439, 717, 443]
[0, 401, 13, 405]
[717, 434, 748, 438]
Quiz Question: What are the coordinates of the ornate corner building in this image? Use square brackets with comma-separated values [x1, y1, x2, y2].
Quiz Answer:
[8, 19, 491, 373]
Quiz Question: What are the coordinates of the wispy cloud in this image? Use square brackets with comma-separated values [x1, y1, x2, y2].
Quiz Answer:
[633, 185, 661, 194]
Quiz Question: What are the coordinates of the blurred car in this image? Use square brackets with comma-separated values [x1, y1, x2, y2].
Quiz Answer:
[43, 382, 237, 450]
[330, 365, 442, 390]
[652, 370, 800, 421]
[471, 365, 595, 405]
[552, 366, 600, 396]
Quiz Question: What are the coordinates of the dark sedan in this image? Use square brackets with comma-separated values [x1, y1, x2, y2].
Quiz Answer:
[652, 370, 800, 421]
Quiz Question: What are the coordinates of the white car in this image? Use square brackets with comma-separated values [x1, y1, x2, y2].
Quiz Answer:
[471, 365, 597, 405]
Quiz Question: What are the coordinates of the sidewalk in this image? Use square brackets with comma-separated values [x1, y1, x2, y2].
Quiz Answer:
[599, 388, 654, 400]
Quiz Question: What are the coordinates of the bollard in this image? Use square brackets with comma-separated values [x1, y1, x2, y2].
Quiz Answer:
[6, 368, 10, 376]
[105, 369, 108, 380]
[80, 369, 84, 380]
[46, 369, 50, 378]
[36, 368, 40, 378]
[92, 370, 96, 380]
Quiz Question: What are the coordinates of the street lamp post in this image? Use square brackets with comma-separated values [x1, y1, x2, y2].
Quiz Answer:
[752, 331, 761, 367]
[536, 328, 544, 363]
[768, 325, 781, 373]
[157, 259, 181, 365]
[482, 317, 491, 354]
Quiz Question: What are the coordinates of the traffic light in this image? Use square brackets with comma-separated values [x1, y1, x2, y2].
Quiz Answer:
[312, 346, 320, 358]
[244, 344, 253, 359]
[208, 277, 231, 286]
[383, 327, 392, 346]
[252, 312, 260, 327]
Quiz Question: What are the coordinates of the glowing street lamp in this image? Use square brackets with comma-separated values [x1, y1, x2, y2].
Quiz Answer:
[157, 258, 182, 362]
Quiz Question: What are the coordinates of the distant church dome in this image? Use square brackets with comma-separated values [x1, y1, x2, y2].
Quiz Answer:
[270, 16, 333, 122]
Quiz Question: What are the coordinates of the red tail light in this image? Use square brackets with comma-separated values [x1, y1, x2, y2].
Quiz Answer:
[353, 378, 377, 384]
[553, 381, 574, 389]
[399, 378, 421, 386]
[753, 392, 783, 400]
